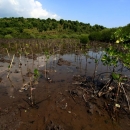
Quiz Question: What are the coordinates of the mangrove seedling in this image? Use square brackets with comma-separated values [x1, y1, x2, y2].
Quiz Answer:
[34, 68, 40, 82]
[112, 72, 130, 111]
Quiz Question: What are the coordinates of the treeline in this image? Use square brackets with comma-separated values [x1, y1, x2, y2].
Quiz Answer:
[0, 17, 105, 39]
[0, 17, 129, 43]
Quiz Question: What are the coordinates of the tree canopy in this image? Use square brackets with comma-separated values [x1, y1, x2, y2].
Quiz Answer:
[0, 17, 129, 43]
[0, 17, 106, 39]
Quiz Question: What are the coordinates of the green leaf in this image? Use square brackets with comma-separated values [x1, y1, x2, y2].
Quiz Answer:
[34, 69, 39, 75]
[112, 72, 120, 80]
[95, 59, 98, 63]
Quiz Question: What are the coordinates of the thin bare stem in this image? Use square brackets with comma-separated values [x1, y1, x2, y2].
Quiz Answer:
[7, 54, 15, 78]
[120, 83, 130, 111]
[30, 77, 33, 105]
[6, 48, 10, 59]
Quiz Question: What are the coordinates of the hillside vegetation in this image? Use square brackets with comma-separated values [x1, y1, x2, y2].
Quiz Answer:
[0, 17, 130, 43]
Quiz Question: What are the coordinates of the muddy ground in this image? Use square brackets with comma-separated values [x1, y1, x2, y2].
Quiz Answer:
[0, 53, 130, 130]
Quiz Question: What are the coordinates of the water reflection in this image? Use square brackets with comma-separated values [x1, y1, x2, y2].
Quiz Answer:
[0, 49, 130, 96]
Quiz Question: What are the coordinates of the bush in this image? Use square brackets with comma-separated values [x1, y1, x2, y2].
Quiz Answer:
[100, 28, 117, 42]
[79, 34, 89, 44]
[41, 35, 49, 39]
[69, 34, 79, 39]
[89, 32, 101, 41]
[4, 34, 13, 39]
[61, 34, 69, 38]
[49, 35, 58, 39]
[0, 34, 4, 38]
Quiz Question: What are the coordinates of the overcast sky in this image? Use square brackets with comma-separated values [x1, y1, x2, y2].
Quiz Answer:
[0, 0, 130, 28]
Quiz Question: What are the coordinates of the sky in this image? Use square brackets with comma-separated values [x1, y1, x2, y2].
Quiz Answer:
[0, 0, 130, 28]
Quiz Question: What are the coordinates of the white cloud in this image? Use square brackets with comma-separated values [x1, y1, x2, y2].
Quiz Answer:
[0, 0, 60, 19]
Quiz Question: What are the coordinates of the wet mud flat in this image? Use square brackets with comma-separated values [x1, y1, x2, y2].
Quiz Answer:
[0, 53, 130, 130]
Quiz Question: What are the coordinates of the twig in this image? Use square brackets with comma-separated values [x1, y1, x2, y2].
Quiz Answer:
[115, 82, 121, 104]
[6, 48, 10, 59]
[7, 54, 15, 88]
[30, 77, 33, 105]
[98, 78, 112, 97]
[7, 54, 15, 78]
[120, 83, 130, 111]
[83, 94, 87, 102]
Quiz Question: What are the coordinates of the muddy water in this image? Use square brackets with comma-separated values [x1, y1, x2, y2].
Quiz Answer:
[0, 50, 130, 130]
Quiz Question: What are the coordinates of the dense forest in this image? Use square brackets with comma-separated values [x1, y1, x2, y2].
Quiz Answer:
[0, 17, 130, 43]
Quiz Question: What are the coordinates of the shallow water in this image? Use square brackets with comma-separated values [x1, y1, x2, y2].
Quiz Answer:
[0, 50, 130, 104]
[0, 49, 130, 130]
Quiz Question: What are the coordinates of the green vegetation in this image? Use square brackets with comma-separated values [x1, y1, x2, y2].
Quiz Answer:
[0, 17, 130, 44]
[79, 34, 89, 44]
[102, 28, 130, 69]
[0, 17, 105, 40]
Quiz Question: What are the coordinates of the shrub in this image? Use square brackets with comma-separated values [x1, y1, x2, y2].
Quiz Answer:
[61, 34, 69, 38]
[70, 34, 79, 39]
[89, 32, 101, 41]
[4, 34, 13, 39]
[79, 34, 89, 44]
